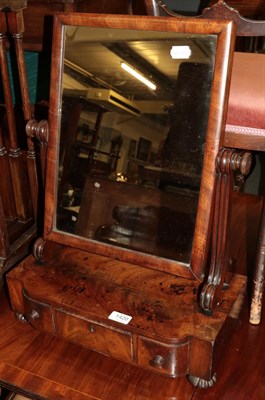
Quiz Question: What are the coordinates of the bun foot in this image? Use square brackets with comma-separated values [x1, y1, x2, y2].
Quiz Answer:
[187, 373, 217, 388]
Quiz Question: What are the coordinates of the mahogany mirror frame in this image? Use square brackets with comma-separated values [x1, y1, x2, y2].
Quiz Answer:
[44, 12, 236, 281]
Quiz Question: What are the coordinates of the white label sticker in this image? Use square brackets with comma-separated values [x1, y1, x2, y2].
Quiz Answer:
[108, 311, 132, 325]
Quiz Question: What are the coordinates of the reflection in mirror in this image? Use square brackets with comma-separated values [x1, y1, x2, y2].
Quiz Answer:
[56, 27, 216, 264]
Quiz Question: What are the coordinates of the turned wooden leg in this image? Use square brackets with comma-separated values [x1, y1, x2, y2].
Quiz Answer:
[250, 199, 265, 325]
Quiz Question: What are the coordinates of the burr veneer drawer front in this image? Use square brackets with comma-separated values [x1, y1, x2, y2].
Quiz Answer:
[55, 309, 133, 363]
[137, 336, 189, 377]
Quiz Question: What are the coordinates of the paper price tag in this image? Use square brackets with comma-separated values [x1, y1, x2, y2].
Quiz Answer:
[108, 311, 132, 325]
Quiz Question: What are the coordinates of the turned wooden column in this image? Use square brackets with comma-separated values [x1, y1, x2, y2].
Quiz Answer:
[200, 149, 252, 313]
[2, 2, 39, 219]
[0, 5, 33, 221]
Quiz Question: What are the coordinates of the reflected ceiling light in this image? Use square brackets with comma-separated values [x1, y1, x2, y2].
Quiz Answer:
[121, 62, 156, 91]
[170, 45, 192, 59]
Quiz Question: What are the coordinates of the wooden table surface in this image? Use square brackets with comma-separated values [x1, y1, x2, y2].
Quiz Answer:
[0, 193, 264, 400]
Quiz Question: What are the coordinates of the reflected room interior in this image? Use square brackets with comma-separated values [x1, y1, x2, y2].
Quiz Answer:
[57, 27, 216, 264]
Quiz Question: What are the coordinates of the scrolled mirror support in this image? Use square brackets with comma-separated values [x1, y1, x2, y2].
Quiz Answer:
[33, 237, 47, 262]
[26, 119, 49, 183]
[33, 236, 64, 264]
[199, 147, 252, 314]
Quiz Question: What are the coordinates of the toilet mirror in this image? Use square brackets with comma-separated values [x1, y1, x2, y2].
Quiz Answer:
[44, 13, 235, 278]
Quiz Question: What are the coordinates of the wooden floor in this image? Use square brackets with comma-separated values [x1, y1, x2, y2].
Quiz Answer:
[0, 193, 264, 400]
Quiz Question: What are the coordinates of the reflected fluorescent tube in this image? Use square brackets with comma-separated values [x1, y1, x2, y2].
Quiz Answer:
[170, 45, 192, 59]
[121, 62, 156, 91]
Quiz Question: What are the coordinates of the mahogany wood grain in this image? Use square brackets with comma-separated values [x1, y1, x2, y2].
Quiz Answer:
[1, 194, 263, 399]
[6, 248, 246, 379]
[2, 293, 264, 399]
[0, 292, 195, 400]
[6, 190, 256, 388]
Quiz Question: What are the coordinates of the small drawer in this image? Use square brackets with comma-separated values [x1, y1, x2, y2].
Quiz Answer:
[55, 309, 133, 363]
[137, 336, 188, 377]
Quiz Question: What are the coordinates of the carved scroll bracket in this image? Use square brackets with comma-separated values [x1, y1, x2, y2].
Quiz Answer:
[33, 237, 47, 262]
[26, 119, 49, 183]
[33, 237, 64, 264]
[199, 147, 252, 314]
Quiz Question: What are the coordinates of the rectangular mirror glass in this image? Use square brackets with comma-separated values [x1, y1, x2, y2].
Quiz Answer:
[58, 27, 216, 264]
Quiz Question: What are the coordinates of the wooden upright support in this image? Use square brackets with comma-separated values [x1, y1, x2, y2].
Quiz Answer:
[0, 4, 33, 221]
[2, 2, 39, 220]
[0, 1, 37, 278]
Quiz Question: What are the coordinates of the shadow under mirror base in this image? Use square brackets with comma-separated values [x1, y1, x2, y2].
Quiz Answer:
[6, 245, 246, 384]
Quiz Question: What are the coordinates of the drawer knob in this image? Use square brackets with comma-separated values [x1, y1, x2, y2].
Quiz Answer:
[149, 355, 165, 369]
[15, 309, 39, 323]
[89, 324, 95, 333]
[15, 312, 28, 323]
[29, 310, 40, 320]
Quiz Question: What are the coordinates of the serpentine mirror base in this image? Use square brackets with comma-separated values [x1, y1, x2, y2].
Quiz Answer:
[6, 243, 246, 387]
